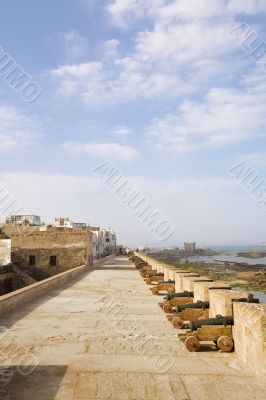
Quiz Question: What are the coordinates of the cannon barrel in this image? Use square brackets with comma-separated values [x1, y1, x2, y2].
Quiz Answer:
[232, 297, 259, 304]
[188, 316, 234, 331]
[160, 280, 175, 284]
[146, 273, 164, 278]
[175, 301, 209, 313]
[135, 262, 148, 269]
[164, 291, 194, 301]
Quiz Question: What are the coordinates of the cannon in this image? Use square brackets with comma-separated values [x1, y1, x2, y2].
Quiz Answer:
[150, 280, 175, 295]
[142, 270, 162, 278]
[171, 308, 210, 328]
[130, 258, 146, 267]
[144, 273, 164, 284]
[135, 262, 148, 269]
[174, 301, 209, 313]
[164, 291, 194, 301]
[232, 295, 259, 304]
[146, 272, 164, 278]
[187, 315, 234, 331]
[145, 275, 165, 284]
[139, 266, 154, 276]
[178, 316, 234, 352]
[168, 301, 209, 324]
[162, 297, 194, 314]
[159, 291, 194, 313]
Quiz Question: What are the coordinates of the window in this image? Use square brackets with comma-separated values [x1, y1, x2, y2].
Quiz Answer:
[106, 238, 110, 242]
[50, 256, 57, 266]
[29, 255, 36, 266]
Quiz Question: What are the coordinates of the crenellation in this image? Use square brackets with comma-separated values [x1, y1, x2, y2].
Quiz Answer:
[193, 281, 231, 302]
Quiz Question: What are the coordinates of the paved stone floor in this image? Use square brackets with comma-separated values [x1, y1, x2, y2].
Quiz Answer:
[1, 256, 265, 399]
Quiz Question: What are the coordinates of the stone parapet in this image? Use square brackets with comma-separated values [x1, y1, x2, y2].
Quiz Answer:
[233, 302, 266, 377]
[193, 281, 231, 302]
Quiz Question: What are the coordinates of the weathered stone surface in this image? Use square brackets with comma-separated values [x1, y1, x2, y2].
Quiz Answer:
[193, 281, 231, 302]
[233, 302, 266, 377]
[182, 276, 213, 292]
[174, 272, 200, 293]
[11, 229, 93, 270]
[209, 289, 249, 317]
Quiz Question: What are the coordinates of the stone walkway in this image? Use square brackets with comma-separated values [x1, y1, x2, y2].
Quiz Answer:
[1, 256, 265, 399]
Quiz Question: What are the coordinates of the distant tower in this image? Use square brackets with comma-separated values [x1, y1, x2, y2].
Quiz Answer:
[184, 242, 196, 253]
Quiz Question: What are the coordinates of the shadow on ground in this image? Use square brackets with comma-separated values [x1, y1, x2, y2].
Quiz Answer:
[3, 365, 67, 400]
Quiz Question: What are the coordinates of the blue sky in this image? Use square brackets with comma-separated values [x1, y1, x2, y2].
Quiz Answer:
[1, 0, 266, 247]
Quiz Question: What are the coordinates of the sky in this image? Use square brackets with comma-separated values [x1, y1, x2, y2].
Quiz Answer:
[1, 0, 266, 247]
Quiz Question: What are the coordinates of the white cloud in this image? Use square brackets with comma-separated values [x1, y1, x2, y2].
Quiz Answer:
[227, 0, 266, 15]
[57, 30, 88, 61]
[157, 0, 226, 21]
[1, 171, 265, 246]
[112, 126, 133, 138]
[48, 2, 266, 112]
[62, 141, 138, 160]
[0, 105, 42, 151]
[50, 62, 103, 79]
[240, 152, 266, 166]
[106, 0, 266, 25]
[103, 39, 120, 58]
[106, 0, 163, 27]
[147, 87, 266, 153]
[135, 20, 234, 65]
[49, 57, 191, 106]
[49, 61, 107, 103]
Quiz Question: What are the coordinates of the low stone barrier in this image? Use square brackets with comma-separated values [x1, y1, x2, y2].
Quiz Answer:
[0, 255, 115, 316]
[193, 281, 231, 302]
[168, 268, 186, 281]
[175, 272, 199, 293]
[233, 302, 266, 377]
[209, 289, 249, 317]
[182, 276, 213, 292]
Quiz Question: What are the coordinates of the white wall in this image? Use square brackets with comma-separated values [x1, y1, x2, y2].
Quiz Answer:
[0, 239, 11, 266]
[103, 228, 116, 255]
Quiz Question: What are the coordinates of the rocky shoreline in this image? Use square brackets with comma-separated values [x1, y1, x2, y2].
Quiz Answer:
[148, 250, 266, 293]
[237, 251, 266, 259]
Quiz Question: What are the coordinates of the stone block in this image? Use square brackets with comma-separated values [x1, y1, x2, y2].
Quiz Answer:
[209, 289, 249, 317]
[233, 302, 266, 377]
[182, 276, 213, 292]
[168, 268, 188, 281]
[193, 281, 231, 302]
[174, 272, 200, 293]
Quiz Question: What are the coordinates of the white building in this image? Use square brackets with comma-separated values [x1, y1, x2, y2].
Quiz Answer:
[0, 236, 11, 266]
[54, 218, 87, 230]
[89, 225, 104, 259]
[116, 245, 127, 256]
[6, 215, 41, 226]
[53, 219, 116, 258]
[103, 227, 117, 256]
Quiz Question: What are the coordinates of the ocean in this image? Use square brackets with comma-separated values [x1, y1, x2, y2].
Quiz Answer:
[182, 245, 266, 266]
